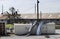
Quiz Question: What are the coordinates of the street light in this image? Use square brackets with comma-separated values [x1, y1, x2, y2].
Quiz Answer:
[37, 0, 39, 22]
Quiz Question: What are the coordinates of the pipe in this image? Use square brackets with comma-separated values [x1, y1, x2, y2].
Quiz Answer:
[36, 21, 44, 35]
[26, 21, 37, 36]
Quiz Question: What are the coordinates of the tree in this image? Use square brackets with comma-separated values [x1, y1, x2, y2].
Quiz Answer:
[9, 7, 20, 19]
[9, 7, 20, 23]
[4, 7, 21, 23]
[9, 7, 15, 15]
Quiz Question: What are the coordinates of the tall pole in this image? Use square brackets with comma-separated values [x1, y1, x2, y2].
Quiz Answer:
[2, 4, 3, 14]
[35, 4, 36, 14]
[40, 11, 42, 19]
[37, 0, 39, 22]
[1, 0, 3, 14]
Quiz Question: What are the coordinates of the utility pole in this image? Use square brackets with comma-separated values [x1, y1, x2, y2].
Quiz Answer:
[37, 0, 39, 22]
[40, 11, 42, 19]
[35, 4, 36, 14]
[2, 4, 3, 14]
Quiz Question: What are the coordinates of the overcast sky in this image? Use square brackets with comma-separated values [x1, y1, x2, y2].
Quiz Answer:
[0, 0, 60, 14]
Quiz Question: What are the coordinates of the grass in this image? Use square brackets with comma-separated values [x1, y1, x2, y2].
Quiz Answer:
[6, 24, 14, 29]
[55, 25, 60, 29]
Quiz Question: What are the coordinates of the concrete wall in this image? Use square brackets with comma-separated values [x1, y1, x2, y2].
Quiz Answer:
[41, 22, 55, 34]
[14, 22, 55, 35]
[14, 23, 32, 35]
